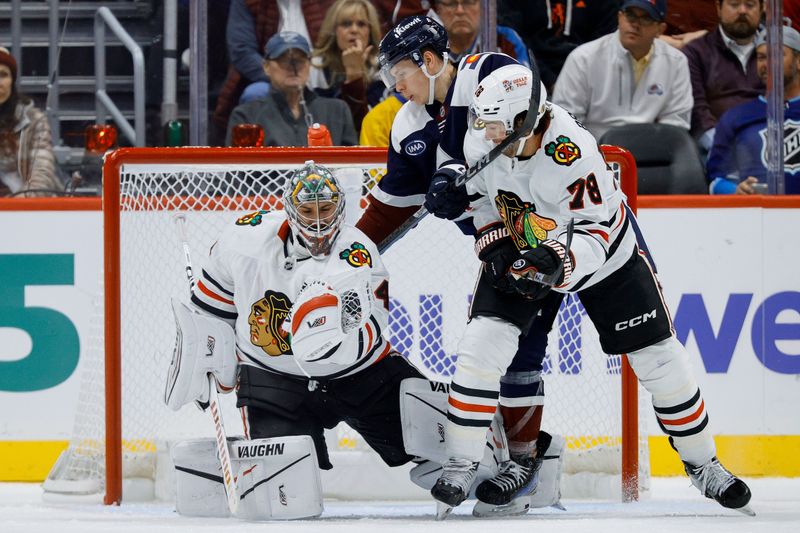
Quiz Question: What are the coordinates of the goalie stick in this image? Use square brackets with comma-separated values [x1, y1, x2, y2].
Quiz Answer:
[173, 214, 241, 516]
[377, 59, 543, 255]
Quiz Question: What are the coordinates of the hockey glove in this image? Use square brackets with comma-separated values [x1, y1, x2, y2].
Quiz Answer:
[424, 161, 471, 220]
[475, 223, 518, 293]
[508, 240, 566, 300]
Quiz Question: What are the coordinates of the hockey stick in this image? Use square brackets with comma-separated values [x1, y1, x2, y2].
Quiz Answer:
[173, 214, 241, 516]
[377, 62, 542, 254]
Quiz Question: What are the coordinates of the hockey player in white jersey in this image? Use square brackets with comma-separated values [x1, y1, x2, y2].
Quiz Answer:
[165, 161, 431, 518]
[362, 16, 566, 517]
[424, 61, 754, 515]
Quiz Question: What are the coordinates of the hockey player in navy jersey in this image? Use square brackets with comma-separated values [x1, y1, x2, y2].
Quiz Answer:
[356, 15, 566, 518]
[425, 58, 754, 516]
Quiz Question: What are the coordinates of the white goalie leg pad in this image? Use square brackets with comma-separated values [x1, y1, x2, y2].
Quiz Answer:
[231, 436, 323, 520]
[165, 298, 237, 411]
[627, 336, 715, 465]
[447, 316, 521, 461]
[172, 436, 323, 520]
[172, 438, 233, 518]
[529, 432, 566, 509]
[402, 378, 506, 494]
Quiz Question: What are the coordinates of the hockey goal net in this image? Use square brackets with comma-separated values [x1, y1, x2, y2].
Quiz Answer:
[44, 146, 649, 505]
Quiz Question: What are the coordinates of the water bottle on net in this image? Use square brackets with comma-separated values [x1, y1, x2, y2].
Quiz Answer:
[307, 123, 333, 147]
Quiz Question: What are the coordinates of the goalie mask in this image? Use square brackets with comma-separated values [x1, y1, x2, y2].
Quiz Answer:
[469, 64, 548, 156]
[283, 161, 345, 259]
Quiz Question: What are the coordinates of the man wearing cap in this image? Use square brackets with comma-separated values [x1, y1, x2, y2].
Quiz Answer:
[682, 1, 765, 154]
[551, 0, 693, 139]
[708, 26, 800, 194]
[226, 31, 357, 147]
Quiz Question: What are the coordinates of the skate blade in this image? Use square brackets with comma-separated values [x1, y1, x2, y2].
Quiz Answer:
[472, 498, 530, 518]
[550, 500, 567, 511]
[435, 501, 454, 521]
[734, 504, 756, 517]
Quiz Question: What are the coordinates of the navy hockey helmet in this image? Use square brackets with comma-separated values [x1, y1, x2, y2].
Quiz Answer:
[377, 15, 449, 91]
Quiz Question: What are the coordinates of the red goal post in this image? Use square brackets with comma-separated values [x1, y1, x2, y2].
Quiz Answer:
[97, 145, 640, 505]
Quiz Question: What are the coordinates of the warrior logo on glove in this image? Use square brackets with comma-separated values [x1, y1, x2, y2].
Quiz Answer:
[248, 290, 292, 356]
[495, 190, 557, 250]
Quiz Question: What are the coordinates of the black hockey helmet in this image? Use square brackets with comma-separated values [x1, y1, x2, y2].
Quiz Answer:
[377, 15, 449, 89]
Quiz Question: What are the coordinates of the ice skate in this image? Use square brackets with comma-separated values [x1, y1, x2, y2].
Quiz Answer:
[684, 457, 754, 516]
[430, 458, 479, 520]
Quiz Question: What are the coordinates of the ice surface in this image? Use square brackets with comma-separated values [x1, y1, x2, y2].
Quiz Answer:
[1, 478, 798, 533]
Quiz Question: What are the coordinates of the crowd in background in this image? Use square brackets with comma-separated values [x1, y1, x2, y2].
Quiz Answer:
[2, 0, 799, 197]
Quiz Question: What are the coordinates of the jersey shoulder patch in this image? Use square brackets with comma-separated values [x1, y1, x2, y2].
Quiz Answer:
[235, 209, 270, 227]
[391, 102, 434, 152]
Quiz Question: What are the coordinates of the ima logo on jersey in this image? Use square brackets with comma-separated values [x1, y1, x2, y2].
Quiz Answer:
[495, 190, 557, 250]
[545, 135, 581, 166]
[248, 290, 292, 356]
[339, 242, 372, 268]
[236, 210, 269, 226]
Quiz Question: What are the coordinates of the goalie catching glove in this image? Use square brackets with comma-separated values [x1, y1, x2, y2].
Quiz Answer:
[508, 240, 571, 300]
[290, 271, 373, 365]
[164, 299, 238, 411]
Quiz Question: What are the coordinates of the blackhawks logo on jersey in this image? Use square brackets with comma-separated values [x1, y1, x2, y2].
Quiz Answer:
[339, 242, 372, 268]
[495, 190, 558, 250]
[236, 210, 269, 226]
[248, 290, 292, 356]
[545, 135, 581, 166]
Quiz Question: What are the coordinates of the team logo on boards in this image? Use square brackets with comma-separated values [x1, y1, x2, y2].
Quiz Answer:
[339, 242, 372, 268]
[545, 135, 581, 166]
[248, 290, 292, 356]
[236, 210, 269, 226]
[759, 119, 800, 174]
[495, 190, 557, 250]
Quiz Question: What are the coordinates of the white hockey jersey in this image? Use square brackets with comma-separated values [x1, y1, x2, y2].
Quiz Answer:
[190, 210, 391, 379]
[463, 103, 638, 292]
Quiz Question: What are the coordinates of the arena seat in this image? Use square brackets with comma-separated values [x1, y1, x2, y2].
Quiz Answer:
[599, 124, 708, 194]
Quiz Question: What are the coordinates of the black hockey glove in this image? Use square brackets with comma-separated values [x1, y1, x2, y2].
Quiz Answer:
[424, 162, 470, 220]
[475, 223, 518, 293]
[508, 241, 567, 300]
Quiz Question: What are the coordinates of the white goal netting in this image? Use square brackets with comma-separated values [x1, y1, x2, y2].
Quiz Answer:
[44, 147, 649, 503]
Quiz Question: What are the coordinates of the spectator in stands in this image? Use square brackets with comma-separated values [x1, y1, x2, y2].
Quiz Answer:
[433, 0, 531, 66]
[682, 0, 764, 154]
[226, 32, 357, 147]
[214, 0, 335, 142]
[552, 0, 693, 139]
[659, 0, 717, 50]
[786, 0, 800, 32]
[707, 26, 800, 195]
[497, 0, 619, 91]
[0, 48, 61, 197]
[359, 91, 406, 147]
[311, 0, 386, 133]
[372, 0, 431, 33]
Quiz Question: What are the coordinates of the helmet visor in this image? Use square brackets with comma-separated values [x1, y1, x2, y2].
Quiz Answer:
[469, 106, 509, 141]
[379, 61, 421, 90]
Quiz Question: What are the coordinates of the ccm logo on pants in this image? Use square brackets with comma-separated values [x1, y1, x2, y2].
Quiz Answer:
[615, 310, 657, 331]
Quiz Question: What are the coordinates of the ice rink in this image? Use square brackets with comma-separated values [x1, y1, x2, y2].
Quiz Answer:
[2, 477, 798, 533]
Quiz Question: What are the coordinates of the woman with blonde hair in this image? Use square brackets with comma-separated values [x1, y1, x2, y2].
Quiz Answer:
[311, 0, 386, 132]
[0, 47, 61, 197]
